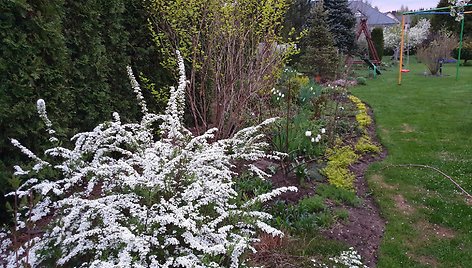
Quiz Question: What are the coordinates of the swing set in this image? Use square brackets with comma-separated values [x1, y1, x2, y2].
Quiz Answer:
[398, 4, 472, 85]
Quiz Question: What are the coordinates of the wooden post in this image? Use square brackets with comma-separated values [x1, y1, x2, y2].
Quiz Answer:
[398, 15, 406, 85]
[456, 17, 465, 81]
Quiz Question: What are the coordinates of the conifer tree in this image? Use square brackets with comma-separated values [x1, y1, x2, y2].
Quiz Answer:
[283, 0, 312, 37]
[323, 0, 357, 54]
[300, 2, 338, 80]
[371, 27, 384, 60]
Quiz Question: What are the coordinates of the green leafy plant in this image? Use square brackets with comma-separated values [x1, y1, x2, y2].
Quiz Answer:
[355, 135, 381, 154]
[356, 77, 367, 85]
[298, 196, 326, 213]
[272, 110, 325, 158]
[316, 184, 362, 206]
[322, 141, 358, 190]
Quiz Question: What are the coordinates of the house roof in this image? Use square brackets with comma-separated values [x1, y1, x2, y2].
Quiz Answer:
[349, 1, 399, 26]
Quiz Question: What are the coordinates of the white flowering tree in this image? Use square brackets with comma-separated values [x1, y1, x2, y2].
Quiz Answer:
[449, 0, 470, 21]
[384, 18, 431, 51]
[0, 52, 296, 267]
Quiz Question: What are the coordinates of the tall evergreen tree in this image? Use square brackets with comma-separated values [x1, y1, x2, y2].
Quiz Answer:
[300, 2, 338, 80]
[323, 0, 357, 54]
[283, 0, 312, 37]
[371, 27, 384, 60]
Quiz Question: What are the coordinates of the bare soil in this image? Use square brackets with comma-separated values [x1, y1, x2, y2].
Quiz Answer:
[321, 105, 387, 268]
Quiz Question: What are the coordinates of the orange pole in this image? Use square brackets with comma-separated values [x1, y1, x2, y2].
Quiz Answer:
[398, 15, 406, 85]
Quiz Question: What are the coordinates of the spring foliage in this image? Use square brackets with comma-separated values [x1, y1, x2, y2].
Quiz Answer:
[0, 52, 296, 267]
[323, 142, 358, 191]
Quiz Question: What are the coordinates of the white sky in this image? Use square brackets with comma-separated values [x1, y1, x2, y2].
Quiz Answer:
[370, 0, 439, 12]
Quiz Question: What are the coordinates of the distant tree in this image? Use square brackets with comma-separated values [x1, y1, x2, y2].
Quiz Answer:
[371, 27, 384, 60]
[452, 39, 472, 64]
[323, 0, 357, 54]
[283, 0, 312, 37]
[300, 2, 338, 80]
[431, 0, 472, 38]
[399, 5, 409, 12]
[384, 18, 430, 50]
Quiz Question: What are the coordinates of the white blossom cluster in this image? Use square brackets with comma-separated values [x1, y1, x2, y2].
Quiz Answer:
[384, 19, 431, 50]
[270, 87, 285, 101]
[0, 51, 296, 267]
[311, 247, 368, 268]
[449, 0, 469, 21]
[305, 128, 326, 143]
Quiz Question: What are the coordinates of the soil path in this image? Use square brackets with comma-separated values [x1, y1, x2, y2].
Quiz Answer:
[322, 106, 387, 268]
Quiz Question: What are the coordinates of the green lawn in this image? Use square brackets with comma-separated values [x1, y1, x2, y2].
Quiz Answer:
[352, 60, 472, 267]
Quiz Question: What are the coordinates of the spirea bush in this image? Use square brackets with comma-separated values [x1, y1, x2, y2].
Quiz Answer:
[0, 52, 296, 267]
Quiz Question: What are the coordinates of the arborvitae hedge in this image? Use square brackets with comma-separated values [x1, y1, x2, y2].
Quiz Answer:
[0, 0, 170, 224]
[371, 27, 384, 61]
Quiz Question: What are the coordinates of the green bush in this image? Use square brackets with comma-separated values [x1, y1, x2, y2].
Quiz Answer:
[356, 77, 367, 85]
[268, 195, 339, 234]
[334, 209, 349, 222]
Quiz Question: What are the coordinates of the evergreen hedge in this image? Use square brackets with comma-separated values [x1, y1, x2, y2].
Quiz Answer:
[0, 0, 170, 224]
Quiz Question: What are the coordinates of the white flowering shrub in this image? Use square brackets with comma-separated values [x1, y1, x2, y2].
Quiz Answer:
[384, 19, 430, 50]
[311, 247, 368, 268]
[0, 51, 296, 267]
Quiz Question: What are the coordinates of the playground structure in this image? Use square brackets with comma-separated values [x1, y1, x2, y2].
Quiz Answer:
[347, 18, 382, 76]
[355, 18, 381, 65]
[398, 4, 472, 85]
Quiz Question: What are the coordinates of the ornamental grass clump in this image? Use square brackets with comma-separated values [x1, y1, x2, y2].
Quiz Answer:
[0, 52, 296, 268]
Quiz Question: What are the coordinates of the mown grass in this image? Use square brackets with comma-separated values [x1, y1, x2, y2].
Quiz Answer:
[352, 59, 472, 267]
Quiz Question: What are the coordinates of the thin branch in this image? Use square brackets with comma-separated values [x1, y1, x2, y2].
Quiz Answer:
[384, 164, 472, 200]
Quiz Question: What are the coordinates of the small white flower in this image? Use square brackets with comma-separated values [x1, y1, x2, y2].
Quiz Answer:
[321, 128, 326, 134]
[305, 131, 312, 137]
[311, 137, 315, 143]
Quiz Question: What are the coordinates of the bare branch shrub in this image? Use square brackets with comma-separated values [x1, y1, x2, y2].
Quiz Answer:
[149, 0, 294, 138]
[416, 31, 458, 75]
